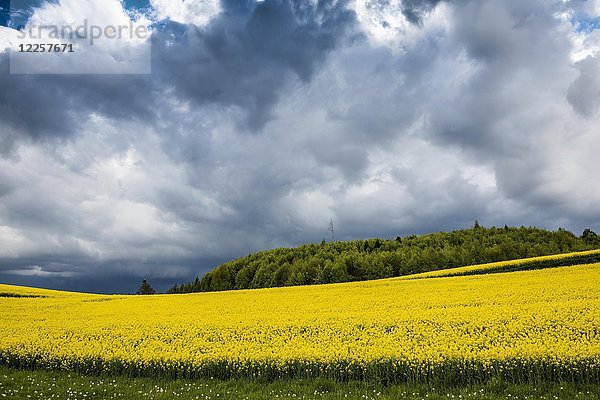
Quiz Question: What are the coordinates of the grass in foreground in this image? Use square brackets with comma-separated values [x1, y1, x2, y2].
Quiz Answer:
[1, 366, 599, 400]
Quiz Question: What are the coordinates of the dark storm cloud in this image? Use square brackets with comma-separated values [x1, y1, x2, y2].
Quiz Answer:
[0, 60, 154, 151]
[425, 1, 572, 163]
[363, 0, 446, 25]
[400, 0, 444, 24]
[419, 0, 600, 227]
[153, 0, 357, 130]
[0, 0, 357, 150]
[0, 255, 227, 293]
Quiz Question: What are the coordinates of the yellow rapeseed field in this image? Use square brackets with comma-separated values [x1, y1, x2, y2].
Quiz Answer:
[401, 249, 600, 279]
[0, 256, 599, 384]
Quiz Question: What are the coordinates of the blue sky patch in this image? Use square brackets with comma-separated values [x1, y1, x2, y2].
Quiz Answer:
[0, 0, 10, 27]
[2, 0, 153, 29]
[572, 14, 600, 33]
[122, 0, 151, 10]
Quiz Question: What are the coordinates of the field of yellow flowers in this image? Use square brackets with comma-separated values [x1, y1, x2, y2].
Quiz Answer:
[0, 253, 599, 385]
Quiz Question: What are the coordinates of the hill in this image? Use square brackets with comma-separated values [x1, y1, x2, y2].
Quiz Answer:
[169, 225, 600, 293]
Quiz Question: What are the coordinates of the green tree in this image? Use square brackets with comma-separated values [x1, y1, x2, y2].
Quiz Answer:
[320, 261, 336, 284]
[582, 228, 599, 244]
[272, 263, 291, 287]
[166, 284, 179, 294]
[210, 266, 234, 291]
[235, 265, 257, 289]
[136, 279, 155, 295]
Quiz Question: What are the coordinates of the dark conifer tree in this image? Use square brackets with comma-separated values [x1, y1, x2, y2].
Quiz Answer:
[136, 279, 156, 295]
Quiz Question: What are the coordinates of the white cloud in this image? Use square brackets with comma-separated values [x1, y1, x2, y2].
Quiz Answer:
[353, 0, 452, 51]
[151, 0, 220, 27]
[1, 266, 80, 278]
[0, 26, 14, 53]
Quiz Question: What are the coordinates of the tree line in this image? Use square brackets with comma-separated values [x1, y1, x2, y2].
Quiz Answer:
[167, 225, 600, 294]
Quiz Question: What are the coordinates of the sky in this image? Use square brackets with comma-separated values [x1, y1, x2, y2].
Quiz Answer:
[0, 0, 599, 293]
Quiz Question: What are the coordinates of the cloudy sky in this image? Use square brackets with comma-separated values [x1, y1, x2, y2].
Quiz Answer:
[0, 0, 599, 293]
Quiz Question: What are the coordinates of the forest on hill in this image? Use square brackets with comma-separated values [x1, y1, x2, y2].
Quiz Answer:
[168, 225, 600, 293]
